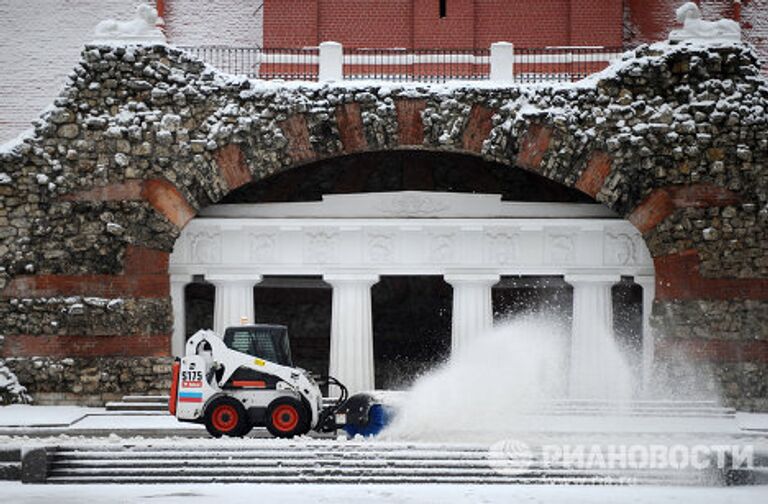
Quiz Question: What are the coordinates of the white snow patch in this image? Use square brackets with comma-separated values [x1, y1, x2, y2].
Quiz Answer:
[0, 481, 766, 504]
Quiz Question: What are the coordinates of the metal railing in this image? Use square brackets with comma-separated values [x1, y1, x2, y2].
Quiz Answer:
[179, 44, 622, 84]
[343, 48, 490, 83]
[179, 46, 319, 80]
[513, 46, 623, 83]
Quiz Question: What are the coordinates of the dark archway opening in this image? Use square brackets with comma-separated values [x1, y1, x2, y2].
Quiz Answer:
[221, 150, 596, 204]
[184, 281, 214, 339]
[253, 276, 332, 378]
[492, 276, 574, 323]
[372, 276, 453, 389]
[613, 279, 644, 378]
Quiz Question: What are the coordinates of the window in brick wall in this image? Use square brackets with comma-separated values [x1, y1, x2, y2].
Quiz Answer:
[439, 0, 447, 18]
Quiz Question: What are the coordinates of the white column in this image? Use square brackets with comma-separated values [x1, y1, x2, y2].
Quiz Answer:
[635, 275, 656, 395]
[445, 274, 500, 356]
[209, 274, 262, 335]
[324, 274, 378, 394]
[490, 41, 514, 83]
[319, 41, 343, 82]
[564, 274, 621, 399]
[170, 275, 192, 357]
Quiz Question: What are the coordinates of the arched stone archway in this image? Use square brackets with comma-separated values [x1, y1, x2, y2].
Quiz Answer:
[0, 41, 765, 408]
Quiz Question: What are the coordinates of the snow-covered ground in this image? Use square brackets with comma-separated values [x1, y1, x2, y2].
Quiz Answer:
[1, 481, 766, 503]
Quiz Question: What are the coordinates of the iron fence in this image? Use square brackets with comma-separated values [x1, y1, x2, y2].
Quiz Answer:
[343, 48, 490, 83]
[513, 46, 623, 83]
[180, 45, 623, 84]
[179, 46, 319, 81]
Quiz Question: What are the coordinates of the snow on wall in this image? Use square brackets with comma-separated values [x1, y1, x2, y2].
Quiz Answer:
[0, 0, 264, 144]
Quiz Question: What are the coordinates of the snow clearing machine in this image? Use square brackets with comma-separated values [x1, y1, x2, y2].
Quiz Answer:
[169, 324, 392, 438]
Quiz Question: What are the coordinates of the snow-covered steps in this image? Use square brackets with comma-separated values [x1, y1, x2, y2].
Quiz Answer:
[42, 442, 723, 486]
[539, 400, 736, 418]
[105, 395, 169, 413]
[0, 448, 21, 481]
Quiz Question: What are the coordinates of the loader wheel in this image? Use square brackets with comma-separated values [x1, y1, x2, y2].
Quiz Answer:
[266, 397, 309, 438]
[205, 397, 249, 438]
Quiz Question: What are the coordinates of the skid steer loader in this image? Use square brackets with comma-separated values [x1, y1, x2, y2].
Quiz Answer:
[170, 324, 349, 438]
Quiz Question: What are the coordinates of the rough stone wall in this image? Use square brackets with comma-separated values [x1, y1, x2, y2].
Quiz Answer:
[0, 40, 766, 407]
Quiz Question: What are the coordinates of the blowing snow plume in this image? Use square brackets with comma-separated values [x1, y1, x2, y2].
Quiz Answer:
[382, 315, 635, 442]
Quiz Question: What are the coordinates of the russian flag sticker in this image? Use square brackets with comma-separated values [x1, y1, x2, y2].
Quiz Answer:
[178, 391, 203, 403]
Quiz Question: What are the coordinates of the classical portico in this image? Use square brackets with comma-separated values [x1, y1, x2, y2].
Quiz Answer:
[169, 192, 655, 394]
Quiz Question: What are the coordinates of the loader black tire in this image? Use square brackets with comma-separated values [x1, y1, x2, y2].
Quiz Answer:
[204, 397, 249, 438]
[266, 397, 310, 438]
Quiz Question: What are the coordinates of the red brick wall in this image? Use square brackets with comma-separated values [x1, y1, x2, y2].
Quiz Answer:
[569, 0, 623, 46]
[413, 0, 474, 49]
[320, 0, 412, 48]
[263, 0, 624, 49]
[264, 0, 318, 47]
[475, 0, 570, 47]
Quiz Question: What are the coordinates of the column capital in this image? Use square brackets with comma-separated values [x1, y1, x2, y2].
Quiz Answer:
[323, 273, 379, 286]
[633, 275, 656, 288]
[444, 274, 500, 286]
[170, 274, 193, 286]
[207, 274, 263, 285]
[564, 273, 621, 286]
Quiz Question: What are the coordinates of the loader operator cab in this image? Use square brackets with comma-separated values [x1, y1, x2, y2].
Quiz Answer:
[219, 324, 295, 389]
[222, 324, 293, 367]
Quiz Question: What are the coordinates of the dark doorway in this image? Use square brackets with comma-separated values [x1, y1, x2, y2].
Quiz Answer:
[253, 276, 332, 377]
[372, 276, 452, 389]
[184, 281, 214, 338]
[612, 278, 643, 373]
[492, 276, 574, 324]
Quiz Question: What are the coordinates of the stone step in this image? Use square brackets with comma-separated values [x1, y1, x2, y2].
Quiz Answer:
[41, 444, 718, 486]
[121, 395, 169, 404]
[105, 402, 169, 412]
[44, 462, 711, 486]
[41, 475, 652, 485]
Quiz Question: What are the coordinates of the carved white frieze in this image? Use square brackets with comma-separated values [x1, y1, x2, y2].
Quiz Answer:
[304, 230, 338, 264]
[367, 232, 395, 263]
[249, 233, 276, 263]
[547, 233, 576, 265]
[190, 231, 222, 264]
[170, 193, 654, 277]
[485, 231, 519, 265]
[377, 193, 450, 217]
[604, 232, 637, 266]
[429, 232, 456, 263]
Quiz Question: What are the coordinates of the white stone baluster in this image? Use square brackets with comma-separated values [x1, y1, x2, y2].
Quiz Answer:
[170, 275, 192, 357]
[445, 274, 500, 356]
[324, 274, 379, 394]
[564, 274, 622, 399]
[635, 275, 656, 395]
[209, 274, 262, 335]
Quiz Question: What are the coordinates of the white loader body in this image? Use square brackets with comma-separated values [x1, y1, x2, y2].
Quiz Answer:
[172, 327, 326, 437]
